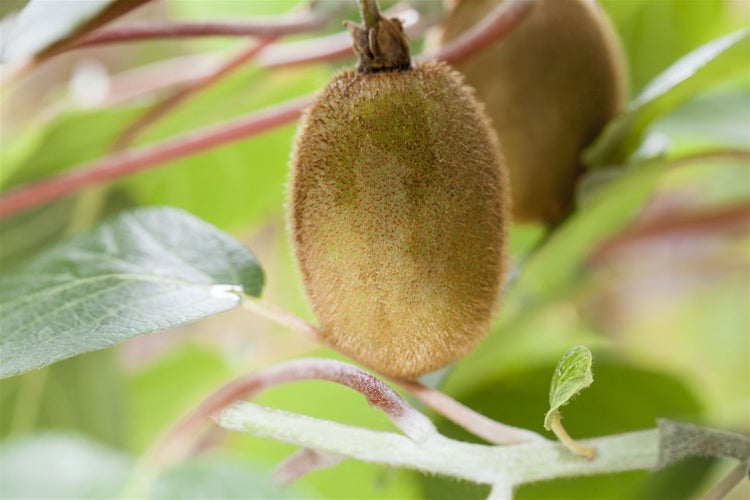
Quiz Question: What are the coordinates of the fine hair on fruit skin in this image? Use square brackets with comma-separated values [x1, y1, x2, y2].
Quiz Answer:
[288, 10, 509, 379]
[439, 0, 627, 225]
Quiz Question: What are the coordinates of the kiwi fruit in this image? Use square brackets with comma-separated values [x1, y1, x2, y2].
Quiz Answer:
[439, 0, 626, 225]
[288, 5, 509, 380]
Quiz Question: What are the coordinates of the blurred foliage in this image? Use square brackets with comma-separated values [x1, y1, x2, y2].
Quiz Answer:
[0, 0, 748, 498]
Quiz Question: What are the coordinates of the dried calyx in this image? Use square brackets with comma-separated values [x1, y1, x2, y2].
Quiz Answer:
[343, 0, 411, 73]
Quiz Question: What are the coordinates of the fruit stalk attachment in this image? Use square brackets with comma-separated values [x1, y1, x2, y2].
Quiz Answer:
[345, 0, 411, 72]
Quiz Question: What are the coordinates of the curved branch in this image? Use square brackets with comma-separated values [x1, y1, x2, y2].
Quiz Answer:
[0, 95, 312, 219]
[149, 358, 436, 466]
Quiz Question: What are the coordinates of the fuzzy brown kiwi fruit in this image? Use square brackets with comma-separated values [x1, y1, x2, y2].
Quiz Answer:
[439, 0, 626, 225]
[288, 3, 509, 380]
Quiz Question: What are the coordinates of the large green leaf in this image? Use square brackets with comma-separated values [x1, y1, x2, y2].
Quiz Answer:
[0, 207, 264, 378]
[585, 27, 750, 167]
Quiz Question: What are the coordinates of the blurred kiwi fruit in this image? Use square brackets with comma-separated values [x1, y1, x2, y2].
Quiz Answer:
[439, 0, 627, 225]
[288, 4, 509, 379]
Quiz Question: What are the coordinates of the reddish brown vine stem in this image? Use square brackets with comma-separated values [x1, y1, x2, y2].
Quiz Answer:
[0, 0, 534, 218]
[149, 358, 435, 467]
[112, 38, 276, 151]
[0, 96, 311, 219]
[75, 13, 326, 48]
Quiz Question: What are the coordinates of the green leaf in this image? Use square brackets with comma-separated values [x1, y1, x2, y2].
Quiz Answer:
[544, 346, 594, 430]
[0, 207, 264, 378]
[585, 27, 750, 167]
[0, 433, 132, 499]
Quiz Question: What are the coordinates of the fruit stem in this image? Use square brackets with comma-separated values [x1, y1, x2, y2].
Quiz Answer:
[357, 0, 381, 30]
[345, 0, 411, 72]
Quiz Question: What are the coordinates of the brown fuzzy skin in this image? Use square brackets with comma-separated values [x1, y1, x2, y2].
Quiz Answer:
[288, 61, 509, 379]
[440, 0, 626, 225]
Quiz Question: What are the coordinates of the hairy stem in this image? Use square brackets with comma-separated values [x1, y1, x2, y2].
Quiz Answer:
[218, 401, 662, 486]
[148, 358, 435, 467]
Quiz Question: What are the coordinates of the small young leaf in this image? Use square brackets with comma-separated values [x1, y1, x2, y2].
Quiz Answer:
[0, 207, 264, 378]
[585, 27, 750, 167]
[544, 346, 594, 430]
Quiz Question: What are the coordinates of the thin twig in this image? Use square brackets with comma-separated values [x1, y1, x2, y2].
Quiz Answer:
[547, 410, 596, 460]
[148, 358, 435, 467]
[112, 38, 276, 151]
[273, 448, 344, 485]
[241, 297, 320, 343]
[429, 0, 536, 66]
[395, 379, 546, 445]
[704, 462, 749, 500]
[0, 95, 312, 219]
[75, 12, 326, 48]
